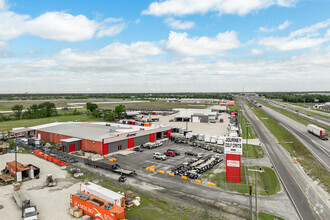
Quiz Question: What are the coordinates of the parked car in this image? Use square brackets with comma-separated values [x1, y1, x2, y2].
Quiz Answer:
[167, 149, 180, 155]
[133, 147, 143, 152]
[185, 151, 197, 156]
[153, 152, 167, 161]
[213, 149, 223, 154]
[164, 151, 176, 157]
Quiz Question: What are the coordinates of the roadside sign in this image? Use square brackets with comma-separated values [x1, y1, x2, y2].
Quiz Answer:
[224, 137, 242, 155]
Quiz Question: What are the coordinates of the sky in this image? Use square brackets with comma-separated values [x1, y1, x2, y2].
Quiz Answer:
[0, 0, 329, 93]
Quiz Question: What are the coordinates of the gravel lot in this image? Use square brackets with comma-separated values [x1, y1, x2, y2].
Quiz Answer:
[151, 112, 231, 136]
[0, 153, 80, 220]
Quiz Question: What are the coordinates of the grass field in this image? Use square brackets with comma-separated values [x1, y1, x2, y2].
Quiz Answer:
[242, 144, 264, 159]
[97, 100, 212, 110]
[199, 163, 279, 196]
[258, 100, 330, 131]
[0, 114, 104, 132]
[252, 107, 330, 193]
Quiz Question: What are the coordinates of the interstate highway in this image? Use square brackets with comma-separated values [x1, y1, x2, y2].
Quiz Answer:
[260, 104, 330, 172]
[241, 100, 330, 220]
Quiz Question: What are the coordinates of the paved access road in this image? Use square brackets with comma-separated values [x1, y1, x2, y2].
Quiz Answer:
[241, 100, 329, 220]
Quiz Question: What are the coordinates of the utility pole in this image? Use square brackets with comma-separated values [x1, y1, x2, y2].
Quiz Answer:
[248, 168, 264, 220]
[15, 142, 17, 183]
[249, 185, 253, 220]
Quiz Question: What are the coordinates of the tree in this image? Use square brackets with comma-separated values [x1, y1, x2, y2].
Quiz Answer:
[12, 104, 23, 120]
[86, 102, 98, 112]
[114, 104, 127, 119]
[103, 110, 115, 122]
[9, 139, 16, 150]
[92, 110, 101, 118]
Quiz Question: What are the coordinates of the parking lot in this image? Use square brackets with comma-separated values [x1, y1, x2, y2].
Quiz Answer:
[101, 142, 224, 183]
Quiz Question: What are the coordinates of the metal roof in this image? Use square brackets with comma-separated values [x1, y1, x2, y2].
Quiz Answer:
[60, 138, 81, 143]
[31, 122, 162, 142]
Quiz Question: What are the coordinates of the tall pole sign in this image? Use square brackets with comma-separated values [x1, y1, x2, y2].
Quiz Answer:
[225, 137, 242, 183]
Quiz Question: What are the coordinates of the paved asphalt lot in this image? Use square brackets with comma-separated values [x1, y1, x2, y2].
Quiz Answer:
[93, 141, 298, 219]
[103, 142, 223, 176]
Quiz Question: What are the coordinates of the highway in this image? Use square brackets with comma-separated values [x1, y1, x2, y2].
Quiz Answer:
[259, 103, 330, 171]
[241, 100, 330, 220]
[262, 99, 330, 127]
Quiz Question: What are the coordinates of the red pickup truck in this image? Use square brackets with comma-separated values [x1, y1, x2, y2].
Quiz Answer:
[164, 151, 176, 157]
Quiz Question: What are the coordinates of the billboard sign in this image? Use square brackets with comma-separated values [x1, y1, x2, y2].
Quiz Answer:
[224, 137, 242, 155]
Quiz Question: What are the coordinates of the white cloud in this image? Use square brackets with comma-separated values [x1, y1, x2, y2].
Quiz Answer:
[259, 19, 330, 51]
[166, 31, 240, 56]
[251, 49, 262, 55]
[142, 0, 298, 16]
[0, 0, 8, 10]
[0, 11, 29, 41]
[26, 12, 98, 42]
[278, 20, 291, 30]
[277, 0, 298, 7]
[0, 5, 125, 45]
[260, 20, 291, 32]
[164, 18, 195, 30]
[96, 23, 126, 38]
[0, 48, 329, 93]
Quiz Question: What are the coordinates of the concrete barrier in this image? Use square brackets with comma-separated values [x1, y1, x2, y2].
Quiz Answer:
[195, 179, 201, 184]
[207, 182, 216, 186]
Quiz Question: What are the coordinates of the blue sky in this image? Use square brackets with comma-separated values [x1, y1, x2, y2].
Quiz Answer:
[0, 0, 329, 93]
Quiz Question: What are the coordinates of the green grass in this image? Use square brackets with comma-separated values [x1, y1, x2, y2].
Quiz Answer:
[247, 166, 281, 196]
[242, 144, 264, 159]
[205, 165, 280, 196]
[252, 107, 330, 193]
[258, 212, 285, 220]
[0, 114, 104, 132]
[258, 100, 330, 131]
[241, 114, 258, 139]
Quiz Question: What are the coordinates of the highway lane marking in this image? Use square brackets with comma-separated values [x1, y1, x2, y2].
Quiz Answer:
[249, 107, 324, 220]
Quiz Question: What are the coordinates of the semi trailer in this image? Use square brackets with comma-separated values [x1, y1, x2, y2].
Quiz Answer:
[307, 124, 328, 140]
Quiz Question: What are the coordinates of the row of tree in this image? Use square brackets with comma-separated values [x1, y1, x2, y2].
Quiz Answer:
[86, 102, 127, 122]
[261, 93, 330, 103]
[11, 102, 58, 120]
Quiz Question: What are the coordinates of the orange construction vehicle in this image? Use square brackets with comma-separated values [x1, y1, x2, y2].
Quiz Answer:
[70, 192, 125, 220]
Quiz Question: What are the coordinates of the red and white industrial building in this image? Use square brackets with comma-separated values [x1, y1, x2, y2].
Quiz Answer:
[11, 122, 171, 155]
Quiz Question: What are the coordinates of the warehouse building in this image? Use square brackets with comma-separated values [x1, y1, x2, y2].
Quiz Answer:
[173, 109, 217, 123]
[11, 122, 171, 155]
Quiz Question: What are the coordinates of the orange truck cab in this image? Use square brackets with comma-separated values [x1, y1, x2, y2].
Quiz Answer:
[70, 192, 125, 220]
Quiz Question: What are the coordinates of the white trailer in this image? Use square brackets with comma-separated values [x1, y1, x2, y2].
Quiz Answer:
[210, 136, 217, 143]
[81, 182, 125, 207]
[204, 135, 211, 143]
[307, 124, 328, 140]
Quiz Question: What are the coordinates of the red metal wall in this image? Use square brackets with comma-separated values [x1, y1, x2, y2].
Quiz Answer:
[149, 133, 155, 142]
[128, 138, 134, 149]
[167, 130, 171, 138]
[226, 154, 241, 183]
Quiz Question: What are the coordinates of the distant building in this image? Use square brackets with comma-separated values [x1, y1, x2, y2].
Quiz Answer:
[174, 109, 217, 123]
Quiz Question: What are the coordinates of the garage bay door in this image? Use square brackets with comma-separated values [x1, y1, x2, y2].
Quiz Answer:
[134, 135, 149, 146]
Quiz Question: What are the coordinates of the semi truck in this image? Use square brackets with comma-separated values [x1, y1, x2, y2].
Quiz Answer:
[12, 190, 39, 220]
[307, 124, 328, 140]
